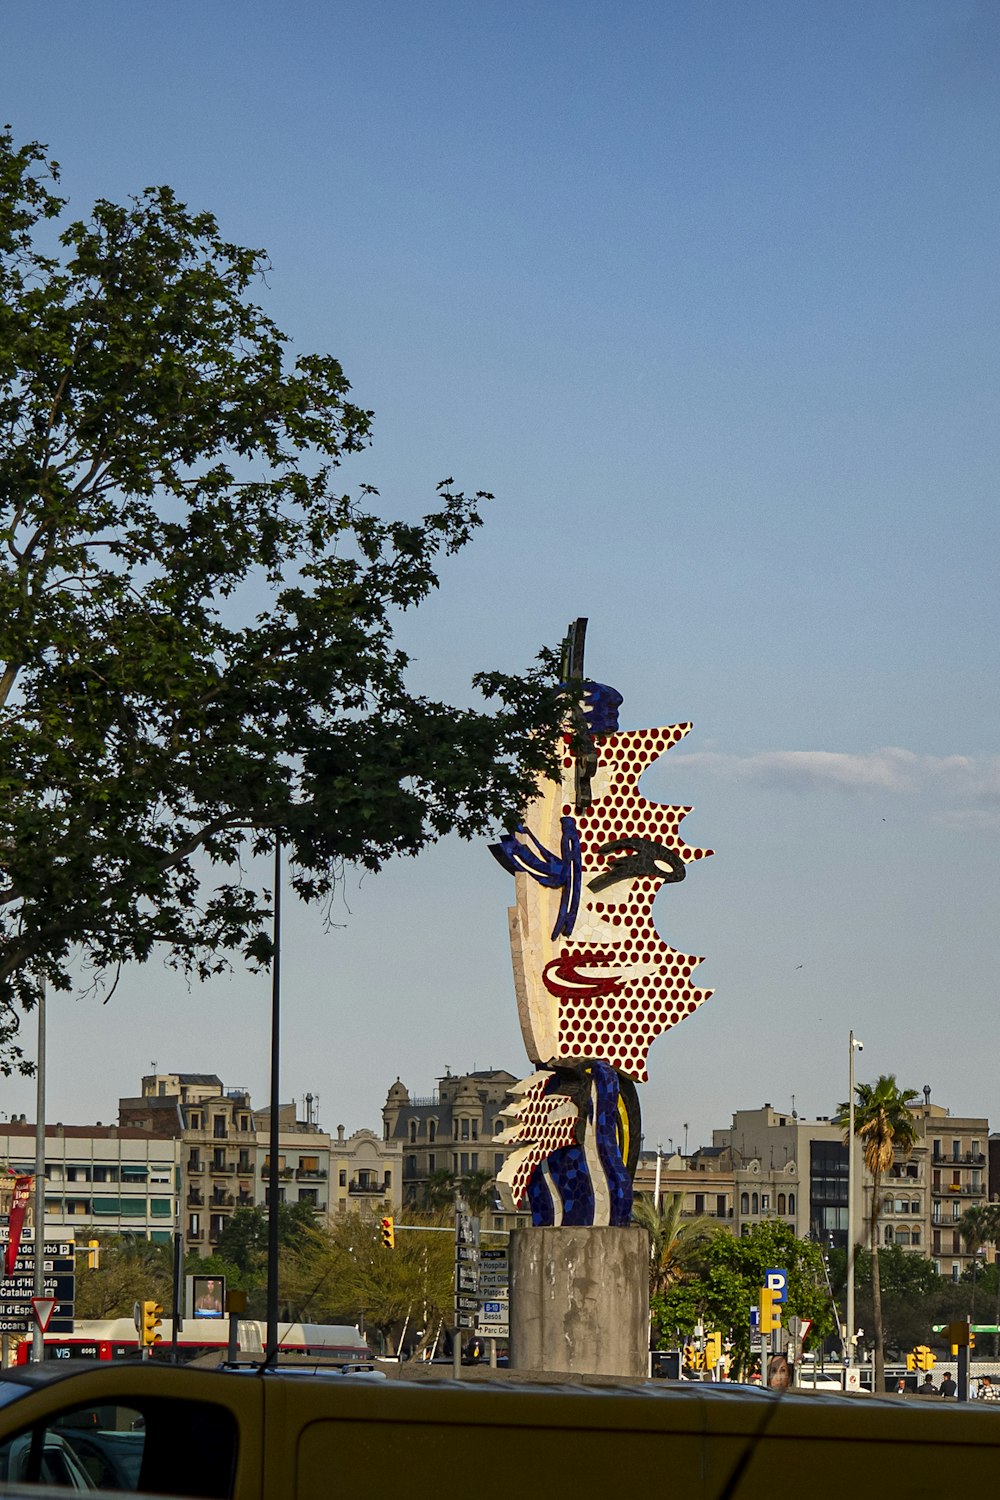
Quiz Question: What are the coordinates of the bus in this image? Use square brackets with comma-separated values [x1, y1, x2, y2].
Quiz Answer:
[12, 1318, 371, 1366]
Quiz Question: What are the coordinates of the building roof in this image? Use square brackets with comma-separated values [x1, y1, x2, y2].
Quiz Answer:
[0, 1124, 175, 1141]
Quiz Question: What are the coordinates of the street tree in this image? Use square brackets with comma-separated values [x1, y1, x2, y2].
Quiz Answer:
[73, 1233, 172, 1320]
[0, 129, 565, 1071]
[280, 1210, 453, 1353]
[836, 1074, 918, 1392]
[651, 1219, 832, 1375]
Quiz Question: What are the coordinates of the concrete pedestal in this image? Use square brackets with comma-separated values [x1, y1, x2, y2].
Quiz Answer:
[509, 1225, 649, 1379]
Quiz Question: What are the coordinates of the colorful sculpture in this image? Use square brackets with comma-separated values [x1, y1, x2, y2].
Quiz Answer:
[491, 620, 712, 1226]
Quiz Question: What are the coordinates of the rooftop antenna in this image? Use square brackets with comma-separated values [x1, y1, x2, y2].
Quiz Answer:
[683, 1122, 689, 1156]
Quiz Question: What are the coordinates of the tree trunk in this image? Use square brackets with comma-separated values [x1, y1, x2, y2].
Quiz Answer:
[870, 1171, 884, 1393]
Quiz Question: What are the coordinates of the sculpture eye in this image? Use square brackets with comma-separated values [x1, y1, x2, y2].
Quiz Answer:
[588, 838, 686, 893]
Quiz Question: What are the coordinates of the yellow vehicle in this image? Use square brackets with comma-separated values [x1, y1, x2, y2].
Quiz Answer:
[2, 1361, 1000, 1498]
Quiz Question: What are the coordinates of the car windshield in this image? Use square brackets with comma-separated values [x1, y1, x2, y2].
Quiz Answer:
[0, 1381, 34, 1412]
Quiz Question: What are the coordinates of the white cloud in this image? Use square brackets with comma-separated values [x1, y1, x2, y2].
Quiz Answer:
[673, 747, 1000, 801]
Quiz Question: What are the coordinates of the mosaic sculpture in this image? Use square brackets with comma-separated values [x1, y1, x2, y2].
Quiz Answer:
[491, 619, 712, 1226]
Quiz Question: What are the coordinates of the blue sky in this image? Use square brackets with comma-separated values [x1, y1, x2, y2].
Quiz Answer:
[2, 2, 999, 1155]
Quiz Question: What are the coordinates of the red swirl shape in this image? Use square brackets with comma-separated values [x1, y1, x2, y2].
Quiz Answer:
[542, 952, 624, 1003]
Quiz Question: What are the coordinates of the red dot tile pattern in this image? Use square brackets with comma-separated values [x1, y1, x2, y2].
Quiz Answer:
[544, 723, 713, 1082]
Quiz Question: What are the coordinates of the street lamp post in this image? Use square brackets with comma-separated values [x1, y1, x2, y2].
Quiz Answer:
[846, 1031, 864, 1373]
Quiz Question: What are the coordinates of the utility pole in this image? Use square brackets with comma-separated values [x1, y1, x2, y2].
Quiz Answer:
[31, 981, 45, 1365]
[846, 1030, 863, 1379]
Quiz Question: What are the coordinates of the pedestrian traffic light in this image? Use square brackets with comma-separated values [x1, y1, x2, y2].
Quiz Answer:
[759, 1286, 781, 1334]
[705, 1331, 722, 1368]
[379, 1216, 395, 1249]
[140, 1301, 163, 1347]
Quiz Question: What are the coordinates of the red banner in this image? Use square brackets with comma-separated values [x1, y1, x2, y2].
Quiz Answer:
[4, 1176, 34, 1277]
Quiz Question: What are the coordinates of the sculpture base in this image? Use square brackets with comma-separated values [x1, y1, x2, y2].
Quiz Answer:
[509, 1225, 649, 1379]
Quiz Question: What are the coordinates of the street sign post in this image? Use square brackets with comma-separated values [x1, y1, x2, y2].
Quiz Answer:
[0, 1233, 75, 1335]
[477, 1246, 509, 1339]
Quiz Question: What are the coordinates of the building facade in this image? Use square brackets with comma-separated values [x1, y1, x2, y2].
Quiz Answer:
[382, 1069, 526, 1231]
[0, 1120, 181, 1244]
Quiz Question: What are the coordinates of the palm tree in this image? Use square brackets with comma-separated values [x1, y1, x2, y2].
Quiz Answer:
[959, 1202, 1000, 1348]
[631, 1192, 716, 1299]
[423, 1169, 458, 1212]
[458, 1170, 496, 1216]
[836, 1074, 918, 1393]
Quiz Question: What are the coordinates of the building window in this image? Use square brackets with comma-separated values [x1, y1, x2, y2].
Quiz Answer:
[214, 1115, 226, 1139]
[777, 1194, 786, 1214]
[461, 1119, 470, 1140]
[933, 1140, 942, 1161]
[761, 1194, 770, 1212]
[495, 1154, 504, 1174]
[884, 1225, 893, 1243]
[788, 1193, 795, 1214]
[973, 1139, 981, 1158]
[383, 1172, 392, 1190]
[189, 1112, 201, 1130]
[471, 1154, 479, 1172]
[188, 1214, 200, 1236]
[299, 1189, 318, 1205]
[460, 1153, 469, 1174]
[912, 1229, 921, 1245]
[897, 1229, 910, 1245]
[471, 1120, 478, 1140]
[952, 1140, 961, 1161]
[429, 1120, 436, 1143]
[740, 1192, 750, 1214]
[952, 1263, 960, 1282]
[694, 1194, 705, 1213]
[717, 1195, 727, 1217]
[751, 1193, 759, 1215]
[405, 1156, 416, 1175]
[409, 1121, 417, 1143]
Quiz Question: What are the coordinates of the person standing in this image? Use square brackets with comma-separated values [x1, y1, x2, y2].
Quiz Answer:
[939, 1371, 957, 1398]
[917, 1373, 938, 1396]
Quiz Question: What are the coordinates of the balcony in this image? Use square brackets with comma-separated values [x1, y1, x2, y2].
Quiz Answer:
[260, 1167, 294, 1179]
[187, 1229, 204, 1242]
[348, 1179, 384, 1195]
[296, 1168, 328, 1181]
[237, 1194, 254, 1208]
[210, 1192, 234, 1208]
[188, 1161, 204, 1174]
[209, 1161, 236, 1176]
[187, 1191, 204, 1207]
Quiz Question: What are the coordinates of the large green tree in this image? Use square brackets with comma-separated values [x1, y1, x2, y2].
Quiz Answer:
[836, 1074, 918, 1392]
[0, 131, 565, 1070]
[651, 1219, 833, 1376]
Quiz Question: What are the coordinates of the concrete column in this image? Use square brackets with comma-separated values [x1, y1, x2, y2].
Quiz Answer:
[509, 1225, 649, 1378]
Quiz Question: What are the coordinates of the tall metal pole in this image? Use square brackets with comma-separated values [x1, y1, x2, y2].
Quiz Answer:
[31, 981, 46, 1363]
[265, 837, 282, 1364]
[846, 1030, 862, 1374]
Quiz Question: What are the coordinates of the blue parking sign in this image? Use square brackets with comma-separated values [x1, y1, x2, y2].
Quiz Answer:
[765, 1268, 788, 1303]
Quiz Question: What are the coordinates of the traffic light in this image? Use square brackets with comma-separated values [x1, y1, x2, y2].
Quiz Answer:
[906, 1352, 916, 1371]
[86, 1239, 100, 1270]
[379, 1216, 395, 1249]
[705, 1332, 722, 1368]
[759, 1286, 782, 1334]
[682, 1344, 703, 1371]
[915, 1345, 935, 1372]
[140, 1301, 163, 1347]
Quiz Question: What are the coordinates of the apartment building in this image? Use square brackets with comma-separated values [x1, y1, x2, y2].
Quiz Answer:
[382, 1069, 526, 1231]
[0, 1119, 181, 1244]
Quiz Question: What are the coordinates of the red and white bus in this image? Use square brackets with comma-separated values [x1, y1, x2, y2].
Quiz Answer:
[13, 1318, 371, 1365]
